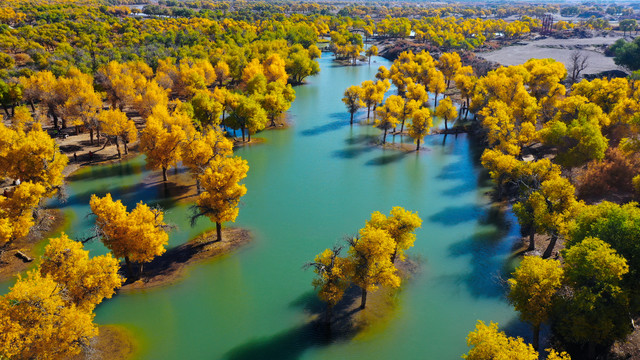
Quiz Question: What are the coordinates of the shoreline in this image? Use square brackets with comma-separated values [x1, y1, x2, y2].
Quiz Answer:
[119, 227, 252, 292]
[0, 208, 66, 282]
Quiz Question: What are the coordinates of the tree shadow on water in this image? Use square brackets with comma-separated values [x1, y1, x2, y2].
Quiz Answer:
[223, 320, 332, 360]
[365, 151, 408, 166]
[224, 286, 369, 360]
[429, 205, 482, 226]
[441, 205, 518, 299]
[300, 113, 351, 137]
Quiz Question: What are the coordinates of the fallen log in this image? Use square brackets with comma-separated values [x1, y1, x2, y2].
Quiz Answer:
[15, 250, 33, 262]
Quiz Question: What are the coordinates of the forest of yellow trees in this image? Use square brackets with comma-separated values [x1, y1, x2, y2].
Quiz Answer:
[0, 0, 639, 359]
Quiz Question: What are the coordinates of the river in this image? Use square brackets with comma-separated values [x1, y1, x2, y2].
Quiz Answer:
[3, 55, 525, 359]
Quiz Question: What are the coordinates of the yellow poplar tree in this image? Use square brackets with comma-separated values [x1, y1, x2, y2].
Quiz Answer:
[0, 181, 46, 246]
[181, 126, 233, 191]
[40, 233, 124, 311]
[0, 271, 97, 360]
[193, 156, 249, 242]
[90, 193, 169, 276]
[375, 95, 403, 144]
[305, 246, 351, 323]
[342, 85, 364, 125]
[437, 52, 462, 88]
[347, 224, 400, 309]
[507, 256, 564, 350]
[367, 206, 422, 262]
[435, 96, 458, 132]
[0, 122, 67, 196]
[139, 105, 190, 181]
[462, 320, 539, 360]
[98, 108, 137, 158]
[408, 108, 433, 150]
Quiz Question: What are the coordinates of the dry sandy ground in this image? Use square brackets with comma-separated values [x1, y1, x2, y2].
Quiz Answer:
[478, 36, 625, 75]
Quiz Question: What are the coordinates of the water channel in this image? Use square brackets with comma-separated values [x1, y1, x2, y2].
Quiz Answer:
[3, 55, 525, 359]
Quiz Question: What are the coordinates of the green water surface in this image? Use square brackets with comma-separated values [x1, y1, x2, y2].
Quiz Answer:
[4, 56, 527, 359]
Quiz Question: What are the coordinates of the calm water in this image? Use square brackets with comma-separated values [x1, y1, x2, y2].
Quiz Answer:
[3, 56, 526, 359]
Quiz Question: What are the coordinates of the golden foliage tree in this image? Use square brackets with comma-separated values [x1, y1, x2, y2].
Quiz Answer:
[0, 271, 97, 360]
[0, 122, 67, 196]
[347, 225, 400, 309]
[192, 156, 249, 242]
[40, 233, 124, 311]
[342, 85, 364, 125]
[305, 245, 351, 323]
[139, 105, 192, 181]
[408, 107, 433, 150]
[462, 320, 539, 360]
[507, 256, 564, 350]
[90, 193, 169, 276]
[98, 108, 137, 158]
[0, 181, 45, 246]
[367, 206, 422, 262]
[435, 96, 458, 131]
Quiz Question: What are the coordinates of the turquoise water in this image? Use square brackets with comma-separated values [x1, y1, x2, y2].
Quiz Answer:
[2, 56, 525, 359]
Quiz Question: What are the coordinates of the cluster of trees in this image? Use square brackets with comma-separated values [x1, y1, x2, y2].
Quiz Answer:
[343, 50, 468, 150]
[465, 57, 640, 358]
[0, 232, 124, 359]
[306, 207, 421, 323]
[0, 110, 66, 246]
[610, 37, 640, 71]
[470, 202, 640, 359]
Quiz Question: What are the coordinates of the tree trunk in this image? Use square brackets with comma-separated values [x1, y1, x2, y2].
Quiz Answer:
[139, 262, 144, 276]
[532, 323, 540, 351]
[391, 245, 398, 263]
[367, 106, 370, 119]
[162, 167, 168, 182]
[89, 128, 94, 145]
[400, 118, 406, 133]
[97, 128, 101, 144]
[528, 228, 535, 251]
[543, 233, 558, 259]
[241, 127, 245, 142]
[350, 112, 354, 125]
[29, 101, 35, 112]
[115, 135, 121, 158]
[50, 109, 59, 129]
[444, 118, 449, 131]
[416, 138, 421, 151]
[382, 128, 387, 144]
[587, 341, 596, 360]
[124, 256, 134, 278]
[360, 288, 367, 309]
[196, 178, 201, 194]
[216, 222, 222, 242]
[124, 140, 129, 155]
[248, 131, 251, 142]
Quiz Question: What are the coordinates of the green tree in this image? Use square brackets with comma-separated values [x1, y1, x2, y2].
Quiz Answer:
[554, 237, 631, 359]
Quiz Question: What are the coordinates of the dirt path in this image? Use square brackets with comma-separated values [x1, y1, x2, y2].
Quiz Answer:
[477, 36, 623, 75]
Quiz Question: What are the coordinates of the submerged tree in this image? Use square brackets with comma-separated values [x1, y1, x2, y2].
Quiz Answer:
[342, 85, 364, 125]
[305, 245, 351, 324]
[366, 207, 422, 263]
[347, 225, 400, 309]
